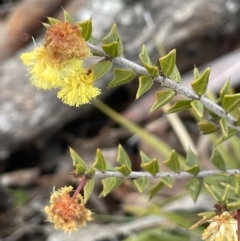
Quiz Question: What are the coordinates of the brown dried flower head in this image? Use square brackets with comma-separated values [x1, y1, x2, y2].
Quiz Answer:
[44, 22, 91, 63]
[44, 186, 92, 233]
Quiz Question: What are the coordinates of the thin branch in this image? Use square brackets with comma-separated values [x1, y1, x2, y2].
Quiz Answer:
[93, 169, 240, 180]
[87, 42, 240, 137]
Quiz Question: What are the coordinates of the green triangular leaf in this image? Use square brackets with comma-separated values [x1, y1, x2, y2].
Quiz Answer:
[102, 42, 122, 57]
[191, 67, 210, 95]
[197, 121, 218, 134]
[136, 76, 153, 99]
[159, 176, 173, 188]
[219, 118, 228, 137]
[185, 178, 203, 202]
[169, 64, 181, 83]
[145, 64, 159, 77]
[117, 144, 132, 169]
[69, 147, 88, 173]
[78, 17, 92, 41]
[139, 45, 153, 66]
[159, 49, 176, 76]
[116, 164, 132, 176]
[166, 99, 192, 114]
[141, 158, 159, 175]
[47, 17, 61, 25]
[140, 151, 152, 164]
[107, 68, 136, 88]
[222, 94, 240, 112]
[163, 150, 180, 172]
[84, 167, 96, 177]
[133, 177, 149, 193]
[84, 179, 94, 204]
[99, 177, 123, 197]
[210, 149, 226, 170]
[193, 65, 200, 80]
[93, 149, 107, 172]
[139, 45, 159, 77]
[63, 9, 76, 23]
[150, 90, 175, 112]
[102, 23, 123, 57]
[220, 79, 232, 105]
[149, 180, 164, 200]
[91, 61, 112, 81]
[191, 100, 204, 118]
[185, 165, 200, 176]
[185, 148, 200, 175]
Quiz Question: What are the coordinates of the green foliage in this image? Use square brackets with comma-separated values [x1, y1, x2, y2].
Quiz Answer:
[166, 99, 192, 113]
[136, 76, 153, 99]
[219, 117, 228, 137]
[84, 179, 94, 204]
[63, 9, 76, 23]
[70, 147, 88, 174]
[197, 121, 218, 134]
[139, 45, 159, 77]
[191, 67, 210, 95]
[204, 183, 225, 203]
[133, 177, 149, 193]
[91, 61, 112, 81]
[116, 145, 132, 176]
[210, 149, 226, 171]
[150, 90, 176, 112]
[47, 17, 61, 25]
[140, 151, 159, 175]
[185, 149, 200, 175]
[78, 17, 92, 40]
[159, 49, 176, 76]
[159, 176, 173, 188]
[219, 79, 232, 105]
[185, 178, 203, 202]
[99, 177, 123, 197]
[149, 181, 165, 200]
[141, 158, 159, 175]
[216, 128, 236, 145]
[222, 93, 240, 112]
[107, 68, 136, 88]
[191, 100, 204, 118]
[93, 149, 107, 172]
[169, 65, 181, 83]
[102, 23, 123, 57]
[234, 174, 240, 196]
[163, 150, 180, 172]
[139, 45, 153, 66]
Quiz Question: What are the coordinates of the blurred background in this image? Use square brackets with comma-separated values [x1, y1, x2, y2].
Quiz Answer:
[1, 0, 240, 240]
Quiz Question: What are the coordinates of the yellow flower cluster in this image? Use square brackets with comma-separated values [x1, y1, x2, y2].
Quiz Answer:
[21, 21, 100, 106]
[202, 211, 237, 241]
[44, 186, 92, 232]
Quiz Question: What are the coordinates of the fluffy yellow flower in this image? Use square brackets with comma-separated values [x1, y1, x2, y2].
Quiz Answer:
[44, 186, 92, 233]
[21, 46, 77, 90]
[202, 211, 237, 241]
[20, 13, 101, 107]
[57, 64, 101, 106]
